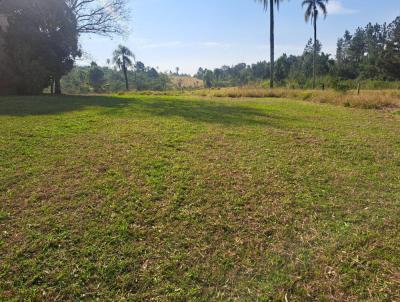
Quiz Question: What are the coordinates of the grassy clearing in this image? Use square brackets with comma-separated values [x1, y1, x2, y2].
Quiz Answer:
[188, 87, 400, 110]
[0, 94, 399, 301]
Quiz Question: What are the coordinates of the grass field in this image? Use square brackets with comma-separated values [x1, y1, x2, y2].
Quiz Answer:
[1, 94, 399, 301]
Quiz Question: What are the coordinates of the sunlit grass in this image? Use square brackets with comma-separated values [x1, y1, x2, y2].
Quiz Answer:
[1, 94, 399, 301]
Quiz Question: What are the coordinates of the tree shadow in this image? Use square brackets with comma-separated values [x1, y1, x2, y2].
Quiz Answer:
[122, 96, 285, 127]
[0, 94, 292, 127]
[0, 95, 131, 116]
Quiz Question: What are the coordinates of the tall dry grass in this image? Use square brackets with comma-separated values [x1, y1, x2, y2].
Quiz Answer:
[189, 87, 400, 110]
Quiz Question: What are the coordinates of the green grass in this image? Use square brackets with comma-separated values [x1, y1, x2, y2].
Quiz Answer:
[1, 94, 399, 301]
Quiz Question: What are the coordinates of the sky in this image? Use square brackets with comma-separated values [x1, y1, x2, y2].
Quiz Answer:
[80, 0, 400, 74]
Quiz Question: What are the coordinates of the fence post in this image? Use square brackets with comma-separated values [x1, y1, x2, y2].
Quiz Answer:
[357, 82, 361, 95]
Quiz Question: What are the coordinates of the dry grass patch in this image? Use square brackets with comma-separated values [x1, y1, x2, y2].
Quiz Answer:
[189, 87, 400, 109]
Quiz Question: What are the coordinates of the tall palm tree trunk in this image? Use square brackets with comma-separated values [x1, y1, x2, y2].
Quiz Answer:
[123, 65, 129, 91]
[270, 0, 274, 89]
[134, 70, 137, 90]
[313, 7, 317, 89]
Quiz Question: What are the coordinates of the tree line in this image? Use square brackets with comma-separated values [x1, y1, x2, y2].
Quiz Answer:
[195, 16, 400, 89]
[61, 60, 170, 94]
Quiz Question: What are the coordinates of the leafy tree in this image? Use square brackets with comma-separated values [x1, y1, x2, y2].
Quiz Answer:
[335, 17, 400, 81]
[255, 0, 285, 88]
[336, 30, 358, 79]
[274, 54, 290, 82]
[88, 62, 105, 92]
[135, 61, 145, 72]
[148, 68, 159, 79]
[203, 70, 214, 88]
[1, 0, 80, 95]
[251, 61, 270, 80]
[381, 17, 400, 79]
[302, 0, 328, 88]
[113, 45, 135, 90]
[214, 68, 223, 86]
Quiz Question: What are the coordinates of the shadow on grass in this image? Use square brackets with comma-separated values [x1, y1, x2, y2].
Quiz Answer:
[0, 95, 131, 116]
[0, 94, 289, 126]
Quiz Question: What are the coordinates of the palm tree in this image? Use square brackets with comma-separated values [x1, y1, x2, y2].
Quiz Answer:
[302, 0, 328, 89]
[112, 45, 135, 91]
[256, 0, 284, 89]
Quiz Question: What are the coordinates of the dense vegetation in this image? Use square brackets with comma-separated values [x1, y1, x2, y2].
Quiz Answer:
[0, 0, 80, 94]
[195, 17, 400, 89]
[0, 0, 128, 95]
[61, 62, 171, 94]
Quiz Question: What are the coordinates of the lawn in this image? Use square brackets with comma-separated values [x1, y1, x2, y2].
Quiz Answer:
[0, 94, 399, 301]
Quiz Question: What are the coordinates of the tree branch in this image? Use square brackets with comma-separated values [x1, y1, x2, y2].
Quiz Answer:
[65, 0, 129, 36]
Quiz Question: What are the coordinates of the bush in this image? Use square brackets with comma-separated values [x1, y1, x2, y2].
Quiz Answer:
[331, 78, 352, 93]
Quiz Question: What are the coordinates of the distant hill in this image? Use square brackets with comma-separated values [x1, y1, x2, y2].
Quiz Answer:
[170, 75, 203, 89]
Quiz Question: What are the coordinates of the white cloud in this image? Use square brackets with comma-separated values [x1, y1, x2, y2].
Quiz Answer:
[326, 0, 358, 15]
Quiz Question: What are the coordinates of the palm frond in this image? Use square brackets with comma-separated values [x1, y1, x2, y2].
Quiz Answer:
[255, 0, 284, 11]
[112, 44, 135, 70]
[317, 0, 328, 18]
[124, 56, 133, 67]
[302, 0, 312, 8]
[304, 4, 313, 22]
[303, 0, 329, 23]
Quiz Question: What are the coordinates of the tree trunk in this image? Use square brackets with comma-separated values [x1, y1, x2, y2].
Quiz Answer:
[55, 77, 61, 95]
[50, 78, 54, 95]
[313, 8, 317, 89]
[123, 65, 129, 91]
[134, 70, 137, 90]
[270, 0, 274, 89]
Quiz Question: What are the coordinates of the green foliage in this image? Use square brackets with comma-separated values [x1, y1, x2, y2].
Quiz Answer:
[336, 17, 400, 81]
[61, 63, 171, 94]
[88, 62, 105, 92]
[113, 45, 135, 90]
[331, 78, 352, 93]
[302, 0, 328, 23]
[195, 39, 333, 88]
[0, 0, 80, 95]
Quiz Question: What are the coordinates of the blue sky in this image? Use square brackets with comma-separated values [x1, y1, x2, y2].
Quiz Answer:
[80, 0, 400, 74]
